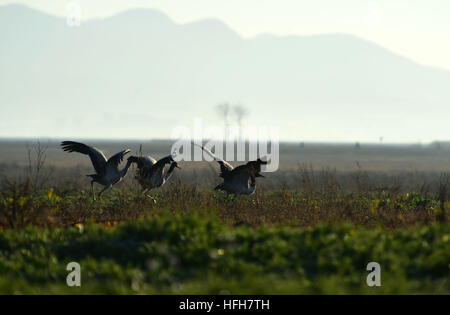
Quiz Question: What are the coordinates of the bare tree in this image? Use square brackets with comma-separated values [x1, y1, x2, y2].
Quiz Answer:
[233, 104, 248, 140]
[216, 102, 231, 128]
[26, 141, 53, 191]
[216, 102, 249, 140]
[233, 104, 248, 128]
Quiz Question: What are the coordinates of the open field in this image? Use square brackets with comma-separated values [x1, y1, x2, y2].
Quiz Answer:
[2, 139, 450, 193]
[2, 139, 450, 172]
[1, 215, 449, 294]
[0, 139, 449, 294]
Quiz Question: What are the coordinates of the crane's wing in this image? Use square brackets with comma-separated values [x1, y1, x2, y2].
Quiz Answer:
[61, 141, 107, 174]
[144, 155, 157, 166]
[194, 144, 233, 177]
[137, 154, 174, 180]
[107, 149, 131, 168]
[157, 154, 174, 164]
[127, 155, 157, 169]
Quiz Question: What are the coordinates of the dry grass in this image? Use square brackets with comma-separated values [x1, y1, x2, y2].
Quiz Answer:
[0, 177, 447, 230]
[0, 140, 448, 230]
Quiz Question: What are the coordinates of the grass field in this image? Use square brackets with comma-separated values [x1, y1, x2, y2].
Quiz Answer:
[0, 187, 448, 294]
[1, 212, 449, 294]
[0, 140, 449, 294]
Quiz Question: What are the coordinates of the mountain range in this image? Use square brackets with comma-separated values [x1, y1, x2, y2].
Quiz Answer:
[1, 4, 449, 141]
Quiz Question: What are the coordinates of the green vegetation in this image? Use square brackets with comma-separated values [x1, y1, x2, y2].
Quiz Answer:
[0, 205, 449, 294]
[0, 185, 448, 229]
[0, 143, 448, 294]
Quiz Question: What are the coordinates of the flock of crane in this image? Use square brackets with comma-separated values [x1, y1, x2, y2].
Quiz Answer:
[60, 141, 268, 201]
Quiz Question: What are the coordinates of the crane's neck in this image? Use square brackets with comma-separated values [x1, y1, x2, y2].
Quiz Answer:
[120, 160, 133, 178]
[163, 163, 177, 182]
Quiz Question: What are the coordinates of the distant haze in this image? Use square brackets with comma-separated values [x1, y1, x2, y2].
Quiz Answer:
[3, 0, 450, 70]
[1, 4, 450, 142]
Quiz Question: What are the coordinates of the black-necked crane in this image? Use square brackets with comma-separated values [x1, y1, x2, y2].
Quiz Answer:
[127, 153, 180, 202]
[61, 141, 132, 200]
[196, 144, 267, 198]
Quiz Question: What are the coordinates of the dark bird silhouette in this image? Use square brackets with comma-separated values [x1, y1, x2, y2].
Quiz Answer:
[128, 153, 180, 202]
[196, 144, 267, 198]
[61, 141, 131, 200]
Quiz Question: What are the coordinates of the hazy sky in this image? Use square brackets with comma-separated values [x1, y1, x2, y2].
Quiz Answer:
[2, 0, 450, 70]
[1, 1, 450, 143]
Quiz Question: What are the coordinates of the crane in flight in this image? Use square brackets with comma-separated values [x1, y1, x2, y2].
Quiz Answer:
[61, 141, 132, 200]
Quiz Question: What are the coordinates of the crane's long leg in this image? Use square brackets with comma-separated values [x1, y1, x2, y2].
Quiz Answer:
[146, 193, 157, 204]
[141, 187, 156, 203]
[91, 181, 96, 201]
[98, 184, 112, 197]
